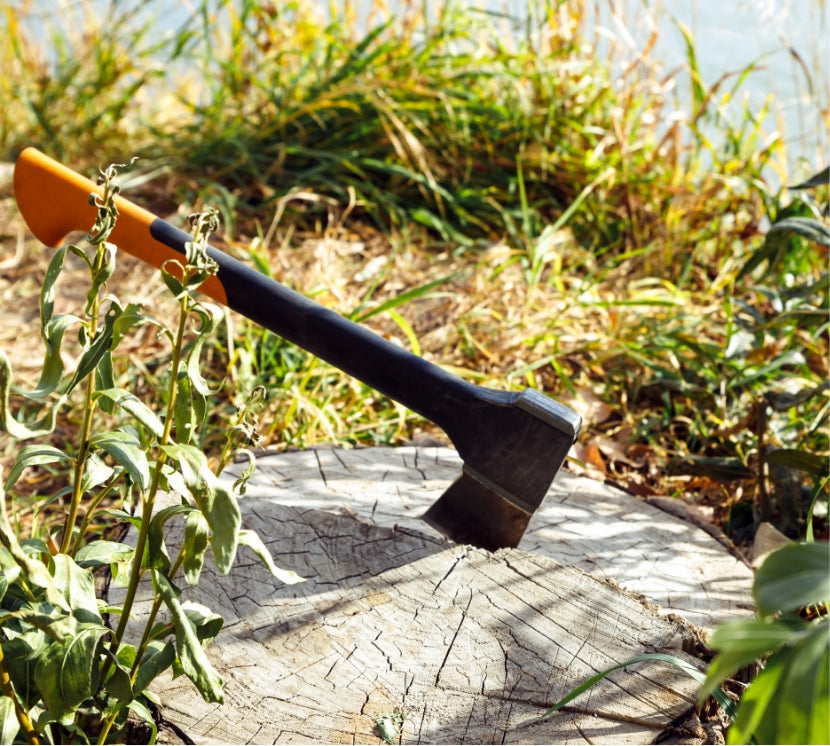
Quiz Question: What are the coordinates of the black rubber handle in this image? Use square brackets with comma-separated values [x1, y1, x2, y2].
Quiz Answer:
[150, 220, 496, 436]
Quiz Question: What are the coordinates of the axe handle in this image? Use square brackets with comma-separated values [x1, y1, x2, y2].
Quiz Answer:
[13, 147, 502, 438]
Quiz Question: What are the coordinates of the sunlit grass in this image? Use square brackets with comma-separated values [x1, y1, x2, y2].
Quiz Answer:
[1, 0, 826, 540]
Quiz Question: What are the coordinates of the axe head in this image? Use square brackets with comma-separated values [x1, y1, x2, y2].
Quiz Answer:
[422, 389, 580, 550]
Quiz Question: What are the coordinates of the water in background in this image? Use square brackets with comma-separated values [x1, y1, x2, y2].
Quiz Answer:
[16, 0, 829, 176]
[593, 0, 827, 178]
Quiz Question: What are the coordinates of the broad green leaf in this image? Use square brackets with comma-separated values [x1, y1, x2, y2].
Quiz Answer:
[0, 696, 19, 745]
[128, 697, 158, 743]
[50, 554, 101, 623]
[771, 621, 830, 744]
[701, 618, 808, 699]
[33, 623, 108, 724]
[89, 430, 150, 491]
[94, 388, 165, 438]
[727, 645, 791, 745]
[100, 647, 134, 704]
[238, 530, 305, 585]
[153, 571, 224, 703]
[4, 444, 73, 491]
[161, 444, 241, 574]
[754, 542, 830, 617]
[182, 511, 210, 585]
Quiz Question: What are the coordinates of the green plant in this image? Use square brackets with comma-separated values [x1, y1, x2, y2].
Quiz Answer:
[0, 162, 300, 743]
[540, 541, 829, 744]
[537, 168, 829, 743]
[699, 541, 829, 744]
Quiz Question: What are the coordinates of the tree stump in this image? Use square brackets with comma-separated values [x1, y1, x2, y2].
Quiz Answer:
[111, 446, 753, 744]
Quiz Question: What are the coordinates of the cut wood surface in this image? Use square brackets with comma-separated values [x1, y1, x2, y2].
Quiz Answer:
[111, 446, 753, 744]
[225, 446, 754, 631]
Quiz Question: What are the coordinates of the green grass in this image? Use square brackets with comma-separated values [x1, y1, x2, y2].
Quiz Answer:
[1, 0, 827, 543]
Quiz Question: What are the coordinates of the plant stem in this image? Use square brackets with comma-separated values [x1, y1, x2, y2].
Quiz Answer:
[97, 294, 191, 746]
[0, 643, 40, 744]
[59, 309, 101, 557]
[110, 293, 190, 651]
[130, 549, 185, 681]
[70, 477, 122, 557]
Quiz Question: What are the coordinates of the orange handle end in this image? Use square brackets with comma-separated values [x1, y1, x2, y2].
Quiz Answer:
[13, 148, 228, 305]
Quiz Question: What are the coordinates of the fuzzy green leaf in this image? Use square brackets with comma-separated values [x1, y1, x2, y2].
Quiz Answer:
[89, 430, 150, 491]
[148, 504, 195, 575]
[31, 312, 80, 400]
[133, 640, 176, 696]
[0, 696, 18, 745]
[64, 304, 119, 395]
[161, 444, 240, 574]
[0, 697, 19, 745]
[181, 601, 223, 648]
[754, 542, 830, 617]
[152, 571, 224, 703]
[182, 510, 210, 586]
[33, 623, 108, 725]
[110, 301, 159, 347]
[238, 530, 304, 585]
[185, 303, 223, 397]
[4, 444, 74, 492]
[94, 388, 165, 438]
[0, 351, 64, 440]
[50, 554, 101, 623]
[0, 485, 68, 611]
[75, 540, 134, 569]
[78, 452, 115, 494]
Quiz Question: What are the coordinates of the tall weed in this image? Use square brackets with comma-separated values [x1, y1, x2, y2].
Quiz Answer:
[0, 162, 299, 742]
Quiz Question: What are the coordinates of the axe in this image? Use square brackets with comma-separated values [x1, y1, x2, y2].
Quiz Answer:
[12, 147, 580, 550]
